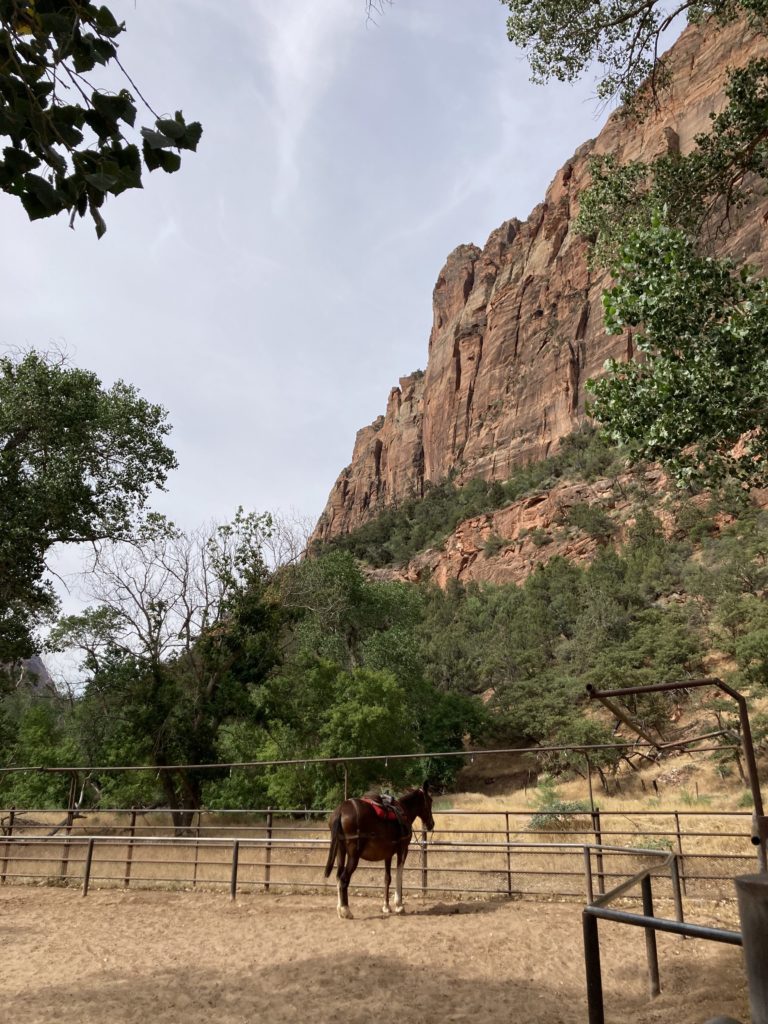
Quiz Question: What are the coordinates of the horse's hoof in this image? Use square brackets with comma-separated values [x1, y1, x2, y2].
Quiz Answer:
[394, 905, 405, 915]
[337, 906, 353, 920]
[381, 905, 391, 915]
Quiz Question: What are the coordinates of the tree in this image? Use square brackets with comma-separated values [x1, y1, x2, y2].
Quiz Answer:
[0, 349, 176, 663]
[502, 1, 768, 487]
[260, 508, 315, 570]
[0, 689, 79, 806]
[588, 218, 768, 485]
[500, 1, 767, 105]
[49, 511, 282, 826]
[0, 1, 201, 235]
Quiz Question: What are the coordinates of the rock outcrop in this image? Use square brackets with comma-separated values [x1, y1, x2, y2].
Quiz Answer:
[367, 469, 669, 588]
[313, 19, 768, 545]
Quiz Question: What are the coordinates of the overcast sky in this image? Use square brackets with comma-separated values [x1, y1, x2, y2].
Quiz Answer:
[3, 0, 652, 596]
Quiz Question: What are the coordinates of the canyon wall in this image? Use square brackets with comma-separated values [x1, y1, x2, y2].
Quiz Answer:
[313, 19, 768, 545]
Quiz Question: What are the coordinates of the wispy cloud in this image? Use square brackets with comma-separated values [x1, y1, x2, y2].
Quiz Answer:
[255, 0, 359, 210]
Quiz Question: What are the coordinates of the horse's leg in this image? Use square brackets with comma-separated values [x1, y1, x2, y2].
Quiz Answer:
[337, 844, 359, 920]
[382, 856, 392, 914]
[394, 847, 406, 914]
[335, 841, 350, 919]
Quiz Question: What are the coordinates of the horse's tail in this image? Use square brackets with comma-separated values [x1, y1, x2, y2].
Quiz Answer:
[324, 814, 342, 878]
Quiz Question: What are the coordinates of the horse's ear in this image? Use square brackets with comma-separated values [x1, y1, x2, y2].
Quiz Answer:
[422, 779, 431, 795]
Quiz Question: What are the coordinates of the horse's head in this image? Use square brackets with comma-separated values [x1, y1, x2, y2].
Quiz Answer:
[419, 779, 435, 832]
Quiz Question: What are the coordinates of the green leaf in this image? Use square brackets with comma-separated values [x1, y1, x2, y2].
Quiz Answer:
[156, 118, 187, 141]
[2, 146, 39, 175]
[22, 172, 63, 213]
[84, 171, 118, 192]
[94, 5, 124, 38]
[92, 206, 107, 238]
[140, 128, 175, 151]
[178, 119, 203, 152]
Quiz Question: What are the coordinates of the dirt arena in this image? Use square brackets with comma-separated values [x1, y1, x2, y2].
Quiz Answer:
[1, 887, 750, 1024]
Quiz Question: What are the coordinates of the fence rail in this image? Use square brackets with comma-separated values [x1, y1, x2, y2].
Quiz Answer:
[582, 852, 745, 1024]
[0, 806, 758, 903]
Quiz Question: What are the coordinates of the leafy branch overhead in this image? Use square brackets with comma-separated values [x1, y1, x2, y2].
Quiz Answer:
[0, 1, 202, 236]
[588, 217, 768, 485]
[576, 58, 768, 265]
[501, 0, 768, 106]
[503, 0, 768, 488]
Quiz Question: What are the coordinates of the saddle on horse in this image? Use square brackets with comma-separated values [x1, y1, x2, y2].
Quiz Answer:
[361, 793, 412, 839]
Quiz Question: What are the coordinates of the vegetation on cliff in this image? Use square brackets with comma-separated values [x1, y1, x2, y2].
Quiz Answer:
[317, 427, 625, 568]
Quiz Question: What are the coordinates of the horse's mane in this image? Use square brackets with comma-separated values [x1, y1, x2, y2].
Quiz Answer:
[398, 786, 422, 800]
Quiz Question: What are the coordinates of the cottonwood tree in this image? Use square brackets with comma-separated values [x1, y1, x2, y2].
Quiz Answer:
[50, 511, 282, 828]
[589, 216, 768, 485]
[501, 1, 768, 105]
[0, 1, 201, 235]
[0, 349, 176, 664]
[501, 0, 768, 487]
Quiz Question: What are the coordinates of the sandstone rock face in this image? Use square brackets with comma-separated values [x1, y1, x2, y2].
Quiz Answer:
[313, 20, 768, 546]
[367, 469, 670, 588]
[367, 469, 768, 589]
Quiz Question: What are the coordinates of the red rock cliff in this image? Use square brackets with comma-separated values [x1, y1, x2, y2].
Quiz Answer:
[313, 20, 768, 544]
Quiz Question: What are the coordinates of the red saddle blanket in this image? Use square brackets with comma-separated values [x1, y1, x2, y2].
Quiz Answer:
[361, 797, 402, 822]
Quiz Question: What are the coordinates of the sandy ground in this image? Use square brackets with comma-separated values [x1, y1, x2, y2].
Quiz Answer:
[1, 887, 751, 1024]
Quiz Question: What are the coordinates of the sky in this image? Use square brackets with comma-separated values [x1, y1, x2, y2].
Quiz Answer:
[2, 0, 635, 600]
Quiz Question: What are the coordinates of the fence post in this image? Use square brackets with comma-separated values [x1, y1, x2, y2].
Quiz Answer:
[670, 854, 685, 934]
[264, 809, 273, 892]
[420, 827, 428, 895]
[505, 812, 513, 897]
[735, 873, 768, 1024]
[82, 837, 95, 897]
[583, 846, 595, 904]
[583, 912, 605, 1024]
[230, 840, 240, 901]
[585, 752, 596, 814]
[124, 808, 137, 888]
[591, 808, 605, 895]
[192, 810, 201, 888]
[641, 874, 661, 998]
[1, 807, 15, 884]
[673, 811, 687, 896]
[58, 806, 76, 882]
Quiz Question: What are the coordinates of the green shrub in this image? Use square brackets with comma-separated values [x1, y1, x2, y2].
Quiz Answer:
[674, 500, 715, 542]
[630, 835, 673, 852]
[527, 776, 591, 832]
[566, 502, 617, 542]
[483, 533, 509, 558]
[529, 527, 552, 548]
[680, 788, 712, 807]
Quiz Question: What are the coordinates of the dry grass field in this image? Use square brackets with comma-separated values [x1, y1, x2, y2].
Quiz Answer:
[1, 886, 750, 1024]
[1, 802, 755, 901]
[1, 766, 758, 901]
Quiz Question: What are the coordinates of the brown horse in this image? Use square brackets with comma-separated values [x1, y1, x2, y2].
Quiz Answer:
[324, 781, 435, 919]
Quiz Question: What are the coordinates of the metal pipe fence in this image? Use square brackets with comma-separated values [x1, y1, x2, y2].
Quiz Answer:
[582, 851, 744, 1024]
[0, 806, 758, 902]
